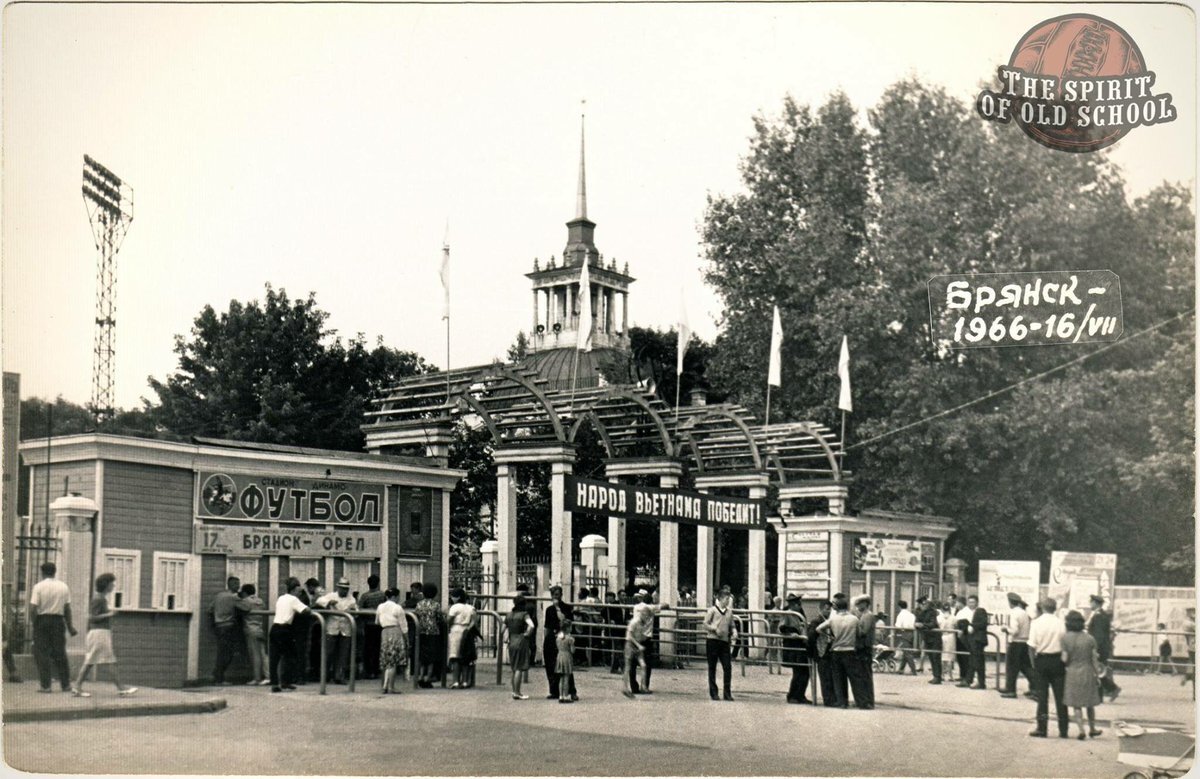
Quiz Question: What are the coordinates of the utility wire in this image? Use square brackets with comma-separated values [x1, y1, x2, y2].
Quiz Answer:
[846, 309, 1194, 452]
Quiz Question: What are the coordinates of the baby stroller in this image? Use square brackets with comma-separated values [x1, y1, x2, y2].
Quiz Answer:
[871, 644, 898, 674]
[1115, 721, 1194, 779]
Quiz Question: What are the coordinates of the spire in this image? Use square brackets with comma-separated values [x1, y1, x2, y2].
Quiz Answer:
[575, 102, 587, 221]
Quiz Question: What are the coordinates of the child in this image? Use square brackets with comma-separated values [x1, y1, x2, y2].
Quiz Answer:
[556, 618, 576, 703]
[1155, 623, 1176, 675]
[461, 623, 480, 688]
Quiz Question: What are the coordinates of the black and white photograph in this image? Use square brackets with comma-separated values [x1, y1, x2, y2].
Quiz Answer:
[1, 2, 1196, 776]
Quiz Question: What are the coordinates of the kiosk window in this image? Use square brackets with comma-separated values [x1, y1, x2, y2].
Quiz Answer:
[153, 553, 191, 610]
[341, 560, 371, 592]
[289, 558, 319, 585]
[101, 548, 141, 609]
[227, 558, 259, 589]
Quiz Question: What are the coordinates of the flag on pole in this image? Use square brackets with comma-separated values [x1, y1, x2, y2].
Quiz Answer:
[676, 288, 690, 375]
[838, 335, 853, 412]
[768, 305, 783, 387]
[578, 259, 593, 352]
[439, 223, 450, 320]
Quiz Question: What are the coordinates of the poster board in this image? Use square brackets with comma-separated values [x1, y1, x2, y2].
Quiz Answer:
[977, 560, 1040, 628]
[1112, 598, 1158, 658]
[1047, 551, 1117, 610]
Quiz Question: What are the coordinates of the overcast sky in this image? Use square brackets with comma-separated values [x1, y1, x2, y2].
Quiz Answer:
[3, 2, 1195, 410]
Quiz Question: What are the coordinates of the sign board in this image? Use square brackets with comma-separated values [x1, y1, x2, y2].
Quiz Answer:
[1048, 551, 1117, 610]
[197, 472, 383, 525]
[852, 538, 922, 572]
[195, 525, 381, 559]
[1113, 598, 1158, 658]
[565, 476, 765, 529]
[977, 560, 1041, 619]
[1158, 599, 1196, 658]
[784, 531, 830, 601]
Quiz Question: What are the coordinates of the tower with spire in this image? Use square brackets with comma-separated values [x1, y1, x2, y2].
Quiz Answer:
[522, 110, 636, 389]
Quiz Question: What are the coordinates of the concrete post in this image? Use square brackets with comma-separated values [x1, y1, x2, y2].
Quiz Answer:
[747, 484, 768, 659]
[550, 460, 572, 590]
[606, 476, 626, 594]
[480, 540, 499, 604]
[658, 475, 680, 665]
[51, 495, 98, 652]
[579, 534, 608, 586]
[495, 465, 518, 594]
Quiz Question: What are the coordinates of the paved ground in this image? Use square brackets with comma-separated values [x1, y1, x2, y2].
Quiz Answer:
[2, 681, 226, 722]
[3, 663, 1194, 776]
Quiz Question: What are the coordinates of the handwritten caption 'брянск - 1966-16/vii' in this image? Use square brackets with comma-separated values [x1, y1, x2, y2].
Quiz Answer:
[927, 270, 1123, 348]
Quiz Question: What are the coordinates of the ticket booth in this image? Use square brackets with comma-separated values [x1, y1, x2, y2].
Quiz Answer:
[19, 433, 462, 686]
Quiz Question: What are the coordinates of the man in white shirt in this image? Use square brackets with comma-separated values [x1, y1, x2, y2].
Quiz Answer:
[1000, 593, 1035, 698]
[29, 562, 77, 692]
[316, 577, 357, 684]
[894, 601, 918, 675]
[1027, 597, 1069, 738]
[953, 596, 974, 684]
[270, 577, 309, 692]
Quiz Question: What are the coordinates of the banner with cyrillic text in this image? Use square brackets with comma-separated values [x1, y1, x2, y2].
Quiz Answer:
[195, 525, 381, 558]
[564, 476, 765, 529]
[196, 472, 383, 525]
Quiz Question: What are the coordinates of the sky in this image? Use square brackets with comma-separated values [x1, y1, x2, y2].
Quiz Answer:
[2, 2, 1195, 410]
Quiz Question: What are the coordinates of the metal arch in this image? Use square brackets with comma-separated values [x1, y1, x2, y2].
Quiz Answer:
[568, 411, 616, 457]
[677, 429, 706, 474]
[476, 365, 567, 442]
[454, 395, 502, 444]
[574, 386, 674, 457]
[790, 422, 842, 480]
[678, 407, 763, 471]
[765, 449, 789, 485]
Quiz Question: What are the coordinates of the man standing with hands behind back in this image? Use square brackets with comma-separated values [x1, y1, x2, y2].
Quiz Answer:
[29, 562, 76, 693]
[914, 595, 943, 685]
[703, 584, 738, 701]
[1028, 597, 1070, 739]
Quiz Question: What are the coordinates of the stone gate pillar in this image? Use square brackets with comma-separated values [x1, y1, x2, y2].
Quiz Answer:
[50, 495, 98, 652]
[495, 464, 518, 595]
[606, 476, 626, 594]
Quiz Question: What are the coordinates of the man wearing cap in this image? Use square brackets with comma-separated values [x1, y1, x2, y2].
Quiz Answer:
[543, 585, 576, 700]
[807, 599, 835, 705]
[778, 593, 810, 704]
[852, 595, 877, 708]
[703, 585, 738, 701]
[316, 577, 357, 684]
[1000, 593, 1034, 698]
[1086, 594, 1121, 701]
[819, 593, 870, 708]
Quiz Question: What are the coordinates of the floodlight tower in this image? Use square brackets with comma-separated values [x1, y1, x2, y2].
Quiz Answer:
[81, 155, 133, 424]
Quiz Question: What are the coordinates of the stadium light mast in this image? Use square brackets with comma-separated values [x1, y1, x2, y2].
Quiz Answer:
[81, 155, 133, 424]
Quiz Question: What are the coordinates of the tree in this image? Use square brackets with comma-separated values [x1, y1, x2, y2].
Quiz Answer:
[628, 326, 721, 410]
[148, 285, 433, 450]
[702, 80, 1194, 584]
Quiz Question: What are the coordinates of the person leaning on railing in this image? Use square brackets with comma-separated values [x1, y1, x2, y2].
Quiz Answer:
[778, 593, 810, 704]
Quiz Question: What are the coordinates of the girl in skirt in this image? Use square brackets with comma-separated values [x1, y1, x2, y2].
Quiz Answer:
[376, 588, 408, 694]
[506, 595, 535, 700]
[71, 573, 136, 697]
[556, 618, 576, 703]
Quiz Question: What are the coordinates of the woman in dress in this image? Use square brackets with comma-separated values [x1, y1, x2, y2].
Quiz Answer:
[71, 573, 136, 697]
[414, 582, 444, 688]
[556, 618, 576, 703]
[1061, 610, 1103, 739]
[938, 602, 958, 682]
[506, 594, 536, 700]
[376, 588, 408, 694]
[446, 588, 477, 689]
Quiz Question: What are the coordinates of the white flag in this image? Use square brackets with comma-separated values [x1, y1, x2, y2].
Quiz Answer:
[676, 288, 690, 376]
[838, 335, 852, 412]
[578, 259, 593, 352]
[768, 305, 783, 387]
[439, 226, 450, 320]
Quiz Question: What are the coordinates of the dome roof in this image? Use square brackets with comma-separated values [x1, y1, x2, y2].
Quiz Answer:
[520, 347, 637, 391]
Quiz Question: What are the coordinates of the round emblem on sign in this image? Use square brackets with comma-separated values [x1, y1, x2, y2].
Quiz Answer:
[201, 473, 238, 516]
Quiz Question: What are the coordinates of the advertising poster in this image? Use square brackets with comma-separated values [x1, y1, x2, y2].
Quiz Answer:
[1158, 599, 1197, 658]
[852, 537, 923, 572]
[1047, 551, 1118, 610]
[977, 560, 1041, 617]
[1112, 598, 1158, 658]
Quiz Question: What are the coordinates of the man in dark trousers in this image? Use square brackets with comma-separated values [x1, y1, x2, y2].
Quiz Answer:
[1000, 593, 1035, 698]
[29, 562, 76, 692]
[914, 595, 943, 685]
[819, 593, 870, 708]
[703, 585, 737, 701]
[357, 574, 387, 680]
[601, 591, 624, 673]
[852, 595, 877, 708]
[1086, 594, 1121, 700]
[542, 585, 576, 700]
[807, 599, 835, 705]
[209, 576, 242, 685]
[778, 593, 810, 703]
[964, 595, 990, 689]
[1028, 597, 1070, 738]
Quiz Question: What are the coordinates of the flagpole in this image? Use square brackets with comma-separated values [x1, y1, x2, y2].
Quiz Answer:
[674, 379, 681, 421]
[840, 409, 846, 467]
[765, 384, 772, 428]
